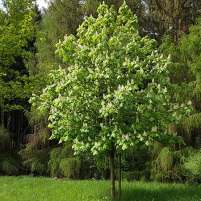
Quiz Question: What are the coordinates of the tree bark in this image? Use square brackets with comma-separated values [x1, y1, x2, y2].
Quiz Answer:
[7, 111, 11, 132]
[110, 147, 115, 198]
[118, 153, 121, 201]
[0, 107, 4, 127]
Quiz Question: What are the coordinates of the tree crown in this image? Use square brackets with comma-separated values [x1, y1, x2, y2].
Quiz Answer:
[30, 2, 191, 156]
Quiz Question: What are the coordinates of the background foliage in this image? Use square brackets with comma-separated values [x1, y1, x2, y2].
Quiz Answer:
[0, 0, 201, 186]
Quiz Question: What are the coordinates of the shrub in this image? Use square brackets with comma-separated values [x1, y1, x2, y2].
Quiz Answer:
[0, 126, 21, 175]
[182, 148, 201, 183]
[0, 126, 14, 153]
[1, 159, 19, 175]
[48, 143, 79, 178]
[20, 125, 53, 175]
[22, 148, 51, 175]
[150, 145, 184, 182]
[48, 146, 63, 177]
[59, 158, 81, 179]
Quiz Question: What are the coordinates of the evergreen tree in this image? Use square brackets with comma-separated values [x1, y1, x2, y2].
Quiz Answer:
[32, 0, 84, 77]
[159, 18, 201, 148]
[26, 0, 85, 137]
[148, 0, 201, 44]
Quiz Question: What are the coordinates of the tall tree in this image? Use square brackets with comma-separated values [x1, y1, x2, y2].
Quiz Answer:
[0, 0, 39, 145]
[159, 18, 201, 148]
[0, 0, 37, 110]
[31, 3, 190, 198]
[32, 0, 84, 76]
[148, 0, 201, 44]
[26, 0, 85, 137]
[34, 0, 148, 76]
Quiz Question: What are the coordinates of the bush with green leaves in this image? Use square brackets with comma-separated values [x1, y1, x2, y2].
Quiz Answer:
[20, 127, 52, 176]
[22, 148, 51, 176]
[48, 143, 81, 179]
[0, 126, 14, 153]
[151, 146, 176, 182]
[59, 158, 81, 179]
[0, 126, 21, 175]
[182, 148, 201, 183]
[150, 144, 196, 183]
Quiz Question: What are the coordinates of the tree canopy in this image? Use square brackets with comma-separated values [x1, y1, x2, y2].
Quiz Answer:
[32, 2, 189, 155]
[0, 0, 37, 110]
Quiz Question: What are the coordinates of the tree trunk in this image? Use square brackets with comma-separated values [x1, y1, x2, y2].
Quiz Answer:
[110, 147, 115, 198]
[118, 153, 121, 201]
[0, 107, 4, 127]
[7, 111, 11, 132]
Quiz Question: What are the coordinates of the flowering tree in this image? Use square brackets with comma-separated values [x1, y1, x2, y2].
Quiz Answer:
[30, 2, 190, 198]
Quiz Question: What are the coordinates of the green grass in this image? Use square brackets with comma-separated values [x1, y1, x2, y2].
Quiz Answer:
[0, 176, 201, 201]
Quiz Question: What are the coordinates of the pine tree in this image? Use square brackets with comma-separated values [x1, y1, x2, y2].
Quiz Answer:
[159, 18, 201, 148]
[149, 0, 201, 44]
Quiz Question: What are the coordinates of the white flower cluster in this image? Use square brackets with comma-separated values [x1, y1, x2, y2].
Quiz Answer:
[87, 67, 94, 74]
[143, 131, 147, 137]
[151, 126, 157, 132]
[122, 134, 129, 140]
[102, 136, 106, 141]
[83, 122, 88, 127]
[118, 84, 125, 91]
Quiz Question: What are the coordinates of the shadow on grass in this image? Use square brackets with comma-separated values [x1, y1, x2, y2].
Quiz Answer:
[115, 182, 201, 201]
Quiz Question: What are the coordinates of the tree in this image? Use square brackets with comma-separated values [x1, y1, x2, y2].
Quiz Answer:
[84, 0, 151, 39]
[48, 0, 83, 36]
[0, 0, 42, 149]
[24, 0, 85, 150]
[148, 0, 201, 44]
[159, 18, 201, 148]
[31, 2, 190, 198]
[0, 0, 37, 111]
[30, 0, 84, 82]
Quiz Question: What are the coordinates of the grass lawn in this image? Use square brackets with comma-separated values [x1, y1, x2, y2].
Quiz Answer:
[0, 176, 201, 201]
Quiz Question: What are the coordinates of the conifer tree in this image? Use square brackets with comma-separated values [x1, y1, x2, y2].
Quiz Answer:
[159, 18, 201, 148]
[149, 0, 201, 44]
[34, 0, 84, 74]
